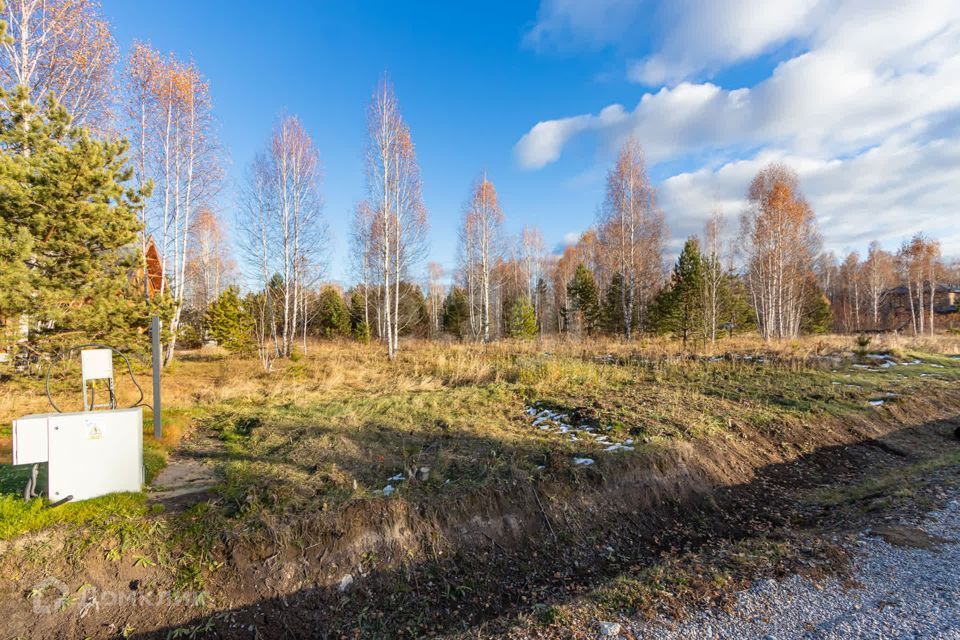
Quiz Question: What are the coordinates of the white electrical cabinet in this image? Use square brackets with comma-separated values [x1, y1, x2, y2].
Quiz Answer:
[12, 408, 143, 502]
[11, 415, 49, 465]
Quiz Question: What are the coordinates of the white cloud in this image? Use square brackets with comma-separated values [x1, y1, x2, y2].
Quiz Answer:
[519, 0, 960, 254]
[628, 0, 820, 85]
[518, 2, 960, 168]
[515, 105, 628, 169]
[524, 0, 645, 51]
[525, 0, 820, 82]
[658, 135, 960, 257]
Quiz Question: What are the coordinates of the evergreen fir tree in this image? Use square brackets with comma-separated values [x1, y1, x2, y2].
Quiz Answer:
[0, 88, 161, 353]
[567, 263, 601, 336]
[347, 288, 371, 343]
[802, 280, 833, 334]
[442, 287, 470, 339]
[317, 287, 351, 338]
[396, 282, 429, 337]
[648, 237, 706, 346]
[719, 273, 756, 336]
[534, 277, 548, 332]
[602, 272, 626, 336]
[507, 296, 538, 339]
[205, 287, 254, 354]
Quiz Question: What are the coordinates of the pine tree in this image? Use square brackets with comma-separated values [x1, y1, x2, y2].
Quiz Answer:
[507, 296, 538, 339]
[534, 277, 548, 333]
[802, 278, 833, 334]
[717, 273, 756, 337]
[442, 287, 470, 339]
[205, 287, 254, 354]
[0, 88, 163, 353]
[567, 263, 601, 336]
[347, 288, 371, 343]
[396, 282, 429, 337]
[602, 273, 626, 336]
[648, 237, 705, 346]
[317, 287, 351, 338]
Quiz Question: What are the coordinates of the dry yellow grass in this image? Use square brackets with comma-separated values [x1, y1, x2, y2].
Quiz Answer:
[3, 332, 959, 440]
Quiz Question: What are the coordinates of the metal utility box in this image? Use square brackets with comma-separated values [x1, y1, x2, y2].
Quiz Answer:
[12, 408, 143, 502]
[80, 348, 114, 381]
[11, 415, 49, 465]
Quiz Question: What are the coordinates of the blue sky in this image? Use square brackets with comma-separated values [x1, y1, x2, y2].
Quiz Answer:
[103, 0, 960, 283]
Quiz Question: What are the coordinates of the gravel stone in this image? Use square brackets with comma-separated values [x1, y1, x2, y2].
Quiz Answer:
[629, 497, 960, 639]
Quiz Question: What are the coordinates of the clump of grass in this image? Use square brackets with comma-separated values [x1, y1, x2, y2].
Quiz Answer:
[808, 449, 960, 510]
[0, 492, 148, 541]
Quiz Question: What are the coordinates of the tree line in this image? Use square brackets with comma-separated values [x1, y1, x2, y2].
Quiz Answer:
[0, 0, 956, 372]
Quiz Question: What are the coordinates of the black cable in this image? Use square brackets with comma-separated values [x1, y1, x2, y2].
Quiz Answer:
[44, 344, 147, 414]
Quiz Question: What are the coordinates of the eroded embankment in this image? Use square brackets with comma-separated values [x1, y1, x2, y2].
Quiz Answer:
[4, 387, 960, 639]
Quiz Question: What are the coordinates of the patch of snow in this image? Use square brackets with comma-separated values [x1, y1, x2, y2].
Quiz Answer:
[573, 457, 595, 466]
[381, 484, 396, 496]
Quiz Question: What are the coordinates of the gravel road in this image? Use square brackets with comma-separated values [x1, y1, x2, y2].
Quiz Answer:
[628, 498, 960, 640]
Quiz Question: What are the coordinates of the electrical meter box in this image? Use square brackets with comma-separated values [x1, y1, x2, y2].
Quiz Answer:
[11, 408, 143, 502]
[80, 348, 114, 380]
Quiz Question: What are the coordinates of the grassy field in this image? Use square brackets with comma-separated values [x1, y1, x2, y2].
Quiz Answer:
[1, 334, 959, 637]
[2, 334, 959, 537]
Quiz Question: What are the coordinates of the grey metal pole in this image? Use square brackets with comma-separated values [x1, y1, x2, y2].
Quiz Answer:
[151, 315, 162, 439]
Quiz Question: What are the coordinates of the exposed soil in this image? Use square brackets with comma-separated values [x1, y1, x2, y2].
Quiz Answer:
[148, 430, 222, 511]
[149, 458, 217, 510]
[3, 389, 960, 639]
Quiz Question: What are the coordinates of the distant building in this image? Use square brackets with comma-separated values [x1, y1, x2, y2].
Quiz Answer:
[133, 236, 167, 298]
[881, 283, 960, 332]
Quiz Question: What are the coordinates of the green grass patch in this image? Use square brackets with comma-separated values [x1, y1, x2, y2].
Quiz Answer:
[808, 449, 960, 510]
[0, 491, 148, 541]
